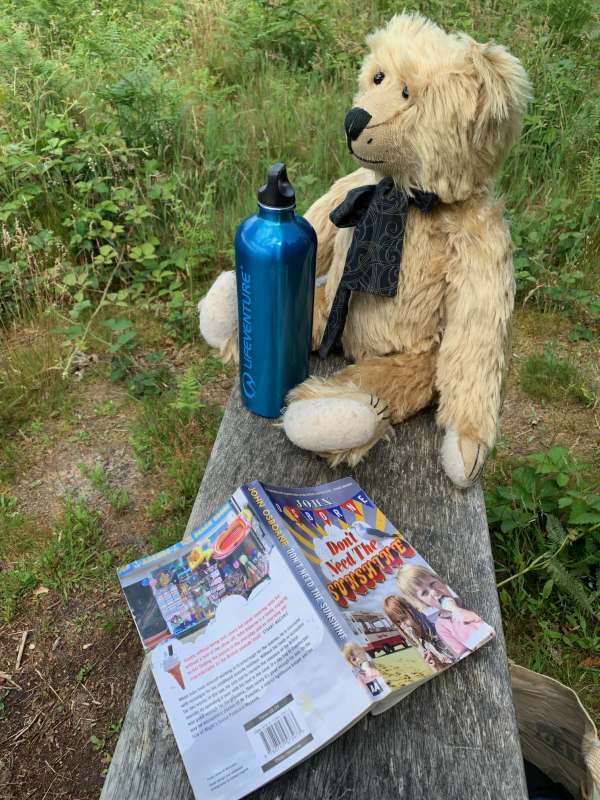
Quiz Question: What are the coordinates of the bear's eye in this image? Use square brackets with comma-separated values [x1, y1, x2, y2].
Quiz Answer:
[373, 71, 385, 85]
[402, 84, 410, 99]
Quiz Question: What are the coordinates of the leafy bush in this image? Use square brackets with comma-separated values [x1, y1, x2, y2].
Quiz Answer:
[1, 0, 595, 340]
[487, 446, 600, 621]
[487, 446, 600, 693]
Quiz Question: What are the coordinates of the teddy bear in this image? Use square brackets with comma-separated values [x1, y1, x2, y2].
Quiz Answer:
[198, 12, 531, 488]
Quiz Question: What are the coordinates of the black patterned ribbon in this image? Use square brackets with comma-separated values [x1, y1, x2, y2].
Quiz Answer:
[318, 178, 440, 358]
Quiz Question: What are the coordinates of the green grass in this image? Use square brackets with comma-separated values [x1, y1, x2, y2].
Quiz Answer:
[93, 399, 119, 417]
[519, 351, 596, 405]
[130, 367, 223, 551]
[0, 319, 71, 436]
[78, 462, 131, 512]
[0, 497, 110, 620]
[0, 344, 224, 621]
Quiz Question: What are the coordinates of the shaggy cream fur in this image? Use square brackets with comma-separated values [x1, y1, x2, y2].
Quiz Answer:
[284, 398, 382, 455]
[197, 12, 531, 488]
[198, 270, 237, 353]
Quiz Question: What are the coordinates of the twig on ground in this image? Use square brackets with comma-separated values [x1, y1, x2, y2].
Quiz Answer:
[84, 628, 133, 681]
[35, 668, 65, 706]
[496, 530, 573, 588]
[40, 774, 59, 800]
[34, 710, 70, 744]
[0, 710, 42, 747]
[0, 671, 22, 690]
[15, 630, 29, 670]
[101, 628, 132, 664]
[521, 283, 545, 307]
[80, 680, 101, 705]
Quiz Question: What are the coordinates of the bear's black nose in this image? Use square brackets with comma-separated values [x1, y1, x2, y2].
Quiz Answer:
[344, 107, 372, 146]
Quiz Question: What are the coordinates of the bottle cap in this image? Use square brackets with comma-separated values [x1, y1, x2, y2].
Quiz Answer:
[258, 163, 295, 209]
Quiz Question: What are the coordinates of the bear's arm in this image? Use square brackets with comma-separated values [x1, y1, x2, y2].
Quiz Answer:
[435, 201, 515, 450]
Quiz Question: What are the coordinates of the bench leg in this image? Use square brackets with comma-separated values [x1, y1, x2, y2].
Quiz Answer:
[283, 349, 437, 467]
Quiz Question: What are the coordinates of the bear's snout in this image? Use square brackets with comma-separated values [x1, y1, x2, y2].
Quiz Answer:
[344, 107, 372, 148]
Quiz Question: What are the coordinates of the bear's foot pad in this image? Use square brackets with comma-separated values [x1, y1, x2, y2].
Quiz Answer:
[283, 394, 393, 465]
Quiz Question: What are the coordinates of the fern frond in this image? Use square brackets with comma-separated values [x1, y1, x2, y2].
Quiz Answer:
[544, 559, 595, 617]
[170, 368, 202, 415]
[545, 514, 566, 547]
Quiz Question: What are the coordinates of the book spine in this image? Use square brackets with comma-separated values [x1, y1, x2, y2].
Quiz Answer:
[243, 481, 354, 647]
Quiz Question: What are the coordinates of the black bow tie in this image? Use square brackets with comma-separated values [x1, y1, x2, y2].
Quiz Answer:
[319, 178, 440, 358]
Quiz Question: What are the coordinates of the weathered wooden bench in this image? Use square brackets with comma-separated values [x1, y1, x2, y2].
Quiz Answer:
[101, 359, 528, 800]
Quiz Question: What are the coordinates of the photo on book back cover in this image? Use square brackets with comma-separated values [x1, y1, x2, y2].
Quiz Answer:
[260, 478, 495, 697]
[117, 490, 373, 800]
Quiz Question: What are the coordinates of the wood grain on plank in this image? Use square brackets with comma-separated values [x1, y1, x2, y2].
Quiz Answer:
[101, 360, 527, 800]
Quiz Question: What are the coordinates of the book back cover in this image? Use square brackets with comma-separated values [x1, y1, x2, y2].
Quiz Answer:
[117, 491, 372, 800]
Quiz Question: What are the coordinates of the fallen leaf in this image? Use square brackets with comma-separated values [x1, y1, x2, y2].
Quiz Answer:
[580, 656, 600, 669]
[0, 671, 22, 689]
[33, 586, 49, 597]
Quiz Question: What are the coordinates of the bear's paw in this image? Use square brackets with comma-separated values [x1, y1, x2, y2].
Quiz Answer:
[198, 271, 238, 350]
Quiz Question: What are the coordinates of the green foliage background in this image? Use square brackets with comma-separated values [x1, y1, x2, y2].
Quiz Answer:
[0, 0, 598, 330]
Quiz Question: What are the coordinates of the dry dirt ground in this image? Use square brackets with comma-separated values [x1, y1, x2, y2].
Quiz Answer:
[494, 309, 600, 466]
[0, 308, 597, 800]
[0, 347, 232, 800]
[0, 382, 155, 800]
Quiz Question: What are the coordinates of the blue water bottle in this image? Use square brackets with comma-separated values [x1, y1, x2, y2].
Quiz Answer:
[235, 163, 316, 417]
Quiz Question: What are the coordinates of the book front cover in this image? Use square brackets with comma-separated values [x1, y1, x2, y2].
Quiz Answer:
[261, 478, 495, 695]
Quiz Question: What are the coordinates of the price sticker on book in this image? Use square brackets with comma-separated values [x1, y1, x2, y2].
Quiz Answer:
[244, 694, 313, 773]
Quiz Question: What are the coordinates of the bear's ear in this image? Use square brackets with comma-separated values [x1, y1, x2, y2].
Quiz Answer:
[469, 40, 531, 152]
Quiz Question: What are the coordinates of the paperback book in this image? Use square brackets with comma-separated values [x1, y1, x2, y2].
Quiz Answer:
[118, 478, 494, 800]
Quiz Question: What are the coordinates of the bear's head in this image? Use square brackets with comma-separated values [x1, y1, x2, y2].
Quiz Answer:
[345, 13, 531, 203]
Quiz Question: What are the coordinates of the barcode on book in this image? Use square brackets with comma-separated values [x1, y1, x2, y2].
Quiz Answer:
[259, 710, 302, 754]
[244, 694, 313, 772]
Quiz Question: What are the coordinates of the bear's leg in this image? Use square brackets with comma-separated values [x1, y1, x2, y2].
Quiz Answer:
[283, 349, 437, 466]
[440, 429, 487, 489]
